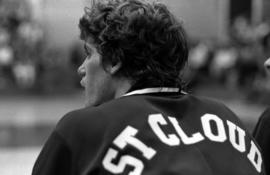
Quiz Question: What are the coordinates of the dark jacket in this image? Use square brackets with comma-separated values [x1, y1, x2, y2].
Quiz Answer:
[254, 107, 270, 175]
[33, 90, 265, 175]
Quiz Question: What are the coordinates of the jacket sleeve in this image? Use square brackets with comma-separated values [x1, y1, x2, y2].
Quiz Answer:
[253, 108, 270, 175]
[32, 131, 73, 175]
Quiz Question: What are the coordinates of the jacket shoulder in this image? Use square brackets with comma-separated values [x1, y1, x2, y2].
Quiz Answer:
[55, 107, 107, 141]
[260, 107, 270, 122]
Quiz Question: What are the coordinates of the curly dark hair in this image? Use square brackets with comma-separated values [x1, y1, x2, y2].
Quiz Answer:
[79, 0, 189, 90]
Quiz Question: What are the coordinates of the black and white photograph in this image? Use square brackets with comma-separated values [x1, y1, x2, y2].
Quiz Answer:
[0, 0, 269, 174]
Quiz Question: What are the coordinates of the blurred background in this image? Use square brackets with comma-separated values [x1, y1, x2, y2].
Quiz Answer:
[0, 0, 269, 174]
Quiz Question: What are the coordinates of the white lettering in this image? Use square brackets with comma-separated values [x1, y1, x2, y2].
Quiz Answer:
[113, 126, 156, 160]
[148, 114, 180, 146]
[168, 117, 205, 144]
[103, 113, 263, 175]
[247, 141, 262, 173]
[102, 148, 144, 175]
[201, 114, 227, 142]
[226, 120, 246, 152]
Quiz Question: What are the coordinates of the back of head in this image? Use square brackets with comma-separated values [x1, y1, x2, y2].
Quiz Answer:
[79, 0, 189, 90]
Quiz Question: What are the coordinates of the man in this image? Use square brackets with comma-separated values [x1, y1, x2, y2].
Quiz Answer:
[253, 58, 270, 175]
[32, 0, 265, 174]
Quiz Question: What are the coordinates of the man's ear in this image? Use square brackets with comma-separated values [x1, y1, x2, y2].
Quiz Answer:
[107, 61, 122, 75]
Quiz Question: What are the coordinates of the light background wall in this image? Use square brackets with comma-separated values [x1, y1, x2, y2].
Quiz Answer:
[32, 0, 267, 50]
[36, 0, 230, 49]
[40, 0, 85, 48]
[165, 0, 229, 41]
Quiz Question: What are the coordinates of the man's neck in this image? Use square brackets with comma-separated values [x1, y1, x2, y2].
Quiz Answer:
[114, 79, 133, 99]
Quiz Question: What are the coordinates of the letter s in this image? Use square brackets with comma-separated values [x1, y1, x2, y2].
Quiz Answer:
[102, 148, 144, 175]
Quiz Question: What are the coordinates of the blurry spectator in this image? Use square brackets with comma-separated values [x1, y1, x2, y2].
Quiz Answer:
[14, 21, 44, 62]
[229, 16, 265, 91]
[0, 0, 36, 91]
[12, 61, 36, 89]
[189, 41, 210, 70]
[14, 21, 44, 89]
[0, 27, 14, 89]
[188, 41, 214, 87]
[231, 16, 255, 45]
[0, 44, 13, 69]
[0, 29, 13, 66]
[0, 46, 13, 65]
[0, 0, 31, 34]
[210, 45, 238, 86]
[18, 21, 44, 46]
[235, 45, 260, 88]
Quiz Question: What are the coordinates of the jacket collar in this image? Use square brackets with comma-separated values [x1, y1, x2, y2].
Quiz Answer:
[123, 87, 187, 97]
